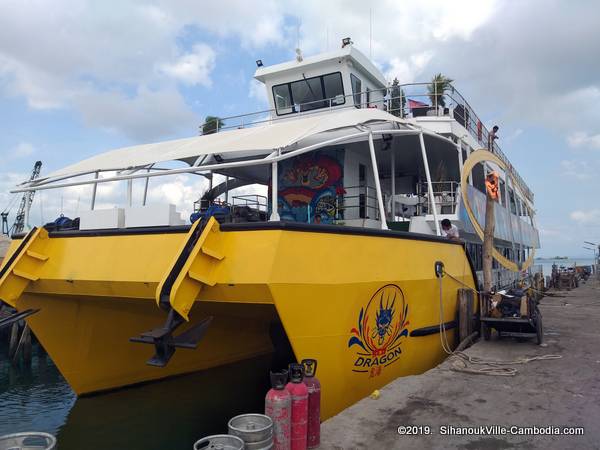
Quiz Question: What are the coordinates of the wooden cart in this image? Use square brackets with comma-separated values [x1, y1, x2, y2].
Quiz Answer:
[479, 293, 543, 345]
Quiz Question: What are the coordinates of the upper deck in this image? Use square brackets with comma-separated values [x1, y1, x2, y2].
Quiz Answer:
[200, 45, 533, 202]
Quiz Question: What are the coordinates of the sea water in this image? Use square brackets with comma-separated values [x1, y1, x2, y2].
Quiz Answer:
[0, 344, 270, 450]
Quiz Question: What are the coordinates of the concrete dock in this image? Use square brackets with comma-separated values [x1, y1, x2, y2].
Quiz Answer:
[321, 278, 600, 449]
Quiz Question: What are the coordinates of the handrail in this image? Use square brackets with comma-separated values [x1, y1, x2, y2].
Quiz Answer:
[200, 82, 533, 201]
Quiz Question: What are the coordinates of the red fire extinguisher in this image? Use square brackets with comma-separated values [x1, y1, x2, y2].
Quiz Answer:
[301, 359, 321, 449]
[265, 371, 291, 450]
[285, 363, 308, 450]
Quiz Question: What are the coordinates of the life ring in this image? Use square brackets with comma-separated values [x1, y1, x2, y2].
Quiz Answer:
[460, 149, 535, 272]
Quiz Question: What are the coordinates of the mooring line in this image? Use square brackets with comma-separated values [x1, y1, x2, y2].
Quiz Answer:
[436, 271, 562, 377]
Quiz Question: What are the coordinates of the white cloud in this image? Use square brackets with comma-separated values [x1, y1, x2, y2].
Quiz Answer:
[570, 209, 600, 225]
[159, 43, 216, 87]
[567, 131, 600, 150]
[73, 86, 197, 141]
[385, 52, 433, 83]
[249, 79, 268, 105]
[2, 141, 36, 160]
[560, 160, 597, 181]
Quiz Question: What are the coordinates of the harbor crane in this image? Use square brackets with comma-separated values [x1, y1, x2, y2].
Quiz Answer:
[1, 161, 42, 236]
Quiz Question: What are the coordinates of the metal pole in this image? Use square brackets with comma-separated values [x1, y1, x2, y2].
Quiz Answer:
[391, 149, 396, 221]
[142, 169, 150, 206]
[434, 81, 438, 116]
[127, 179, 133, 207]
[367, 131, 388, 230]
[91, 171, 98, 210]
[456, 138, 463, 214]
[24, 198, 30, 231]
[419, 132, 441, 236]
[270, 154, 280, 221]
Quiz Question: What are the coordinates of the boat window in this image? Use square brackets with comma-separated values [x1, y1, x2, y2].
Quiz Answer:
[351, 74, 362, 108]
[273, 84, 293, 115]
[508, 188, 517, 214]
[499, 179, 506, 207]
[472, 163, 486, 194]
[272, 72, 345, 116]
[322, 73, 345, 106]
[291, 77, 325, 111]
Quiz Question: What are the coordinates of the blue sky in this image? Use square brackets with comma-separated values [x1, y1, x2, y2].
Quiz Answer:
[0, 0, 599, 257]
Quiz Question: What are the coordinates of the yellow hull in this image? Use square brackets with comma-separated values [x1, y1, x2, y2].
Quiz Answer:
[0, 222, 476, 419]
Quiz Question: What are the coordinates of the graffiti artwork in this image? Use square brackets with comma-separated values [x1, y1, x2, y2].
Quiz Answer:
[348, 284, 410, 378]
[278, 152, 344, 223]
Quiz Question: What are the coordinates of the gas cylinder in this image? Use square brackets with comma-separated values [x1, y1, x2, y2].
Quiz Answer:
[285, 363, 308, 450]
[301, 359, 321, 449]
[265, 371, 291, 450]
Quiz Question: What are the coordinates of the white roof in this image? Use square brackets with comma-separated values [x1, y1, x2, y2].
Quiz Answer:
[254, 46, 387, 88]
[43, 108, 404, 181]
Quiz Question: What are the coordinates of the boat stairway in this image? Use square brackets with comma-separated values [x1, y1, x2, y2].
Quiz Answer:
[129, 217, 224, 367]
[0, 227, 50, 311]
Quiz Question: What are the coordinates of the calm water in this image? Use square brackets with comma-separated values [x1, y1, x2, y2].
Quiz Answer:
[0, 343, 271, 449]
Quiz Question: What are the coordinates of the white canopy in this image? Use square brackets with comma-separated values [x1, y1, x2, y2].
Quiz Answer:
[43, 108, 405, 181]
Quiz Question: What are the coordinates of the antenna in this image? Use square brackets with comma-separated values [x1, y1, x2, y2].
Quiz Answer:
[369, 8, 373, 59]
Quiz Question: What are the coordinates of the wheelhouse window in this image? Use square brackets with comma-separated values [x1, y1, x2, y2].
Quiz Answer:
[350, 74, 362, 108]
[273, 84, 293, 114]
[272, 72, 345, 116]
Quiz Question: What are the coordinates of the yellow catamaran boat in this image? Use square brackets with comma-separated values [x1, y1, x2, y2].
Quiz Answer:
[0, 42, 538, 419]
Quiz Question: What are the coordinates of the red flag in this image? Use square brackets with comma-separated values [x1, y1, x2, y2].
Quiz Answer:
[408, 99, 429, 109]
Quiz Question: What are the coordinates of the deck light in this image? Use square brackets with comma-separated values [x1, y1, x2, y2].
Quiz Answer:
[256, 60, 263, 67]
[342, 37, 352, 48]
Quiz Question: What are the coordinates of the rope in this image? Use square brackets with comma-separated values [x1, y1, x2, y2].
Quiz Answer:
[1, 194, 18, 214]
[436, 272, 562, 376]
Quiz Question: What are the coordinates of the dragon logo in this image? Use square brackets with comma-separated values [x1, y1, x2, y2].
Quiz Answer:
[348, 285, 409, 377]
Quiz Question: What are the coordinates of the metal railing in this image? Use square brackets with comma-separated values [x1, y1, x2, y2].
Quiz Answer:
[416, 181, 459, 215]
[198, 81, 533, 202]
[231, 194, 268, 212]
[335, 185, 380, 222]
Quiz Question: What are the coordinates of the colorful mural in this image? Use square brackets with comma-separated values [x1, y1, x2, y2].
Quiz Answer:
[348, 285, 410, 378]
[277, 151, 345, 223]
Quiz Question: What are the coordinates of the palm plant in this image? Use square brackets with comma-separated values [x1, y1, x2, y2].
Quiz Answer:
[427, 74, 453, 108]
[389, 78, 406, 117]
[202, 116, 225, 135]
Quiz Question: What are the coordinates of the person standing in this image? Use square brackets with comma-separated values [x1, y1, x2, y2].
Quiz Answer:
[488, 125, 499, 151]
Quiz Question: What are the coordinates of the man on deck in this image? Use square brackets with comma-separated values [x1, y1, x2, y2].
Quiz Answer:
[441, 219, 460, 240]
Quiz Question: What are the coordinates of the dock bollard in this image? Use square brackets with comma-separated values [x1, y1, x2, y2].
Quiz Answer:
[0, 432, 56, 450]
